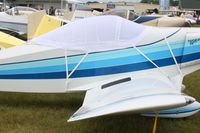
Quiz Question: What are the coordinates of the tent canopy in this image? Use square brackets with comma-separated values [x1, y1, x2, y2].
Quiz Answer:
[67, 0, 82, 4]
[30, 16, 147, 53]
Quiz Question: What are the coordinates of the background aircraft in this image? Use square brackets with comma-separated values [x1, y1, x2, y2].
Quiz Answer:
[0, 6, 38, 34]
[102, 9, 192, 27]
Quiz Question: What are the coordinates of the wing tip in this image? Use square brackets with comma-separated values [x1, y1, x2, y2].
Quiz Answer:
[67, 114, 87, 122]
[67, 106, 89, 122]
[67, 117, 76, 122]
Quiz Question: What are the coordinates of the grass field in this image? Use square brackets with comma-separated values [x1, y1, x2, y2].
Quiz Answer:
[0, 70, 200, 133]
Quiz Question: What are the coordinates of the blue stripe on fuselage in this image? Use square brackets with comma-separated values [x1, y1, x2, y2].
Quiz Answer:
[0, 46, 184, 74]
[0, 29, 182, 71]
[1, 42, 200, 74]
[0, 28, 200, 79]
[0, 51, 200, 79]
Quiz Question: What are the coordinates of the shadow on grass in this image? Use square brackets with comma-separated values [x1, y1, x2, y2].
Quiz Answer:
[70, 113, 191, 133]
[0, 92, 84, 110]
[79, 114, 155, 133]
[69, 114, 187, 133]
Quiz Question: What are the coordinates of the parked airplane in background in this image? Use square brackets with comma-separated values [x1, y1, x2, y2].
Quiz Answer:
[0, 16, 200, 122]
[27, 11, 68, 40]
[0, 6, 38, 34]
[102, 9, 193, 27]
[0, 11, 67, 49]
[63, 4, 101, 22]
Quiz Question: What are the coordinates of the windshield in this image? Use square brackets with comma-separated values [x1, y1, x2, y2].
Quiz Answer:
[5, 6, 38, 16]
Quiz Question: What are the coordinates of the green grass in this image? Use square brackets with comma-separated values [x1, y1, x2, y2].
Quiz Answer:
[191, 24, 200, 27]
[0, 71, 200, 133]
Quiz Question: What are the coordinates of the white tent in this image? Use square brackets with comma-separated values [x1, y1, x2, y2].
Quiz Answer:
[67, 0, 82, 4]
[30, 16, 147, 53]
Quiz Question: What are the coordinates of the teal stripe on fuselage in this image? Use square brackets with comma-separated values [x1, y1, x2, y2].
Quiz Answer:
[70, 47, 183, 70]
[0, 44, 183, 72]
[0, 44, 199, 74]
[0, 58, 65, 71]
[0, 39, 199, 75]
[0, 40, 185, 71]
[68, 40, 185, 64]
[0, 65, 65, 74]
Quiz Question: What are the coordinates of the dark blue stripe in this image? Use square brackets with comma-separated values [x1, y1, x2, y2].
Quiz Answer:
[0, 72, 66, 79]
[134, 16, 160, 23]
[0, 56, 64, 66]
[0, 56, 174, 79]
[137, 28, 181, 47]
[0, 51, 200, 79]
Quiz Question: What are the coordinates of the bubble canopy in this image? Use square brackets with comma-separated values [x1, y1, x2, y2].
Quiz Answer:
[31, 16, 147, 53]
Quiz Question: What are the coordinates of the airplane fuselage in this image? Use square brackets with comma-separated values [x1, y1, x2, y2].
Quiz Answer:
[0, 27, 200, 93]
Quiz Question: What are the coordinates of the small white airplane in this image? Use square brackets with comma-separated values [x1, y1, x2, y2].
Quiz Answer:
[0, 16, 200, 122]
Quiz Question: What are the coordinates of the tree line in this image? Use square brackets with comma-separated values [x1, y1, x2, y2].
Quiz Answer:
[141, 0, 179, 6]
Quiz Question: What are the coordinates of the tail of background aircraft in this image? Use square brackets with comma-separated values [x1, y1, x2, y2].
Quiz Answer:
[28, 11, 67, 40]
[63, 10, 97, 22]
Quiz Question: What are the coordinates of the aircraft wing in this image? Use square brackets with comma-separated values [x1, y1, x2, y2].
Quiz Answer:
[68, 74, 194, 122]
[0, 32, 25, 48]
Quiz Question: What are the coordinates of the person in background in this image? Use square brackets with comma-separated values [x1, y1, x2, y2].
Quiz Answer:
[151, 8, 159, 15]
[49, 6, 55, 15]
[180, 12, 186, 18]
